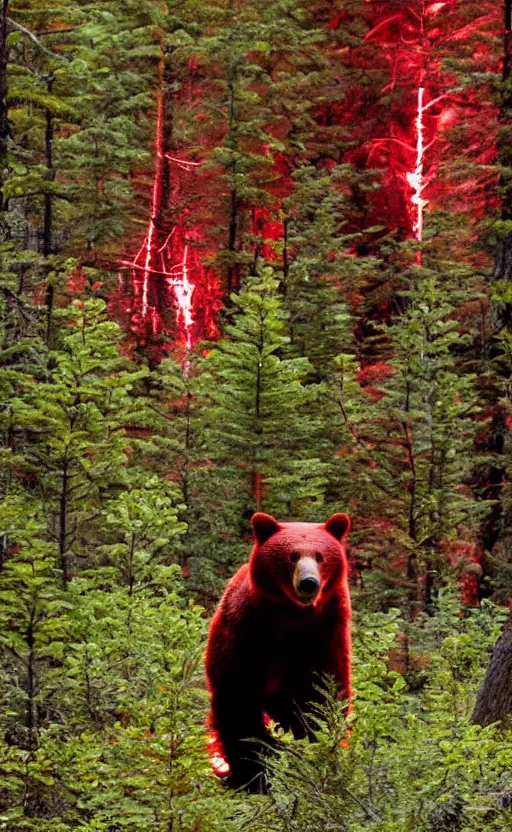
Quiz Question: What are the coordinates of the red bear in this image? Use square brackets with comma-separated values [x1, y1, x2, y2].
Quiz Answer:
[205, 511, 351, 792]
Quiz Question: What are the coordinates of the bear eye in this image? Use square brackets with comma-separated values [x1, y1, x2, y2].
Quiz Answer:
[290, 552, 300, 564]
[315, 552, 323, 563]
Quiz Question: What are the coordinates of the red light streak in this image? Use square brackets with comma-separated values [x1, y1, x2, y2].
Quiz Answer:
[140, 58, 166, 323]
[172, 245, 195, 351]
[358, 0, 500, 254]
[405, 88, 449, 262]
[406, 85, 426, 261]
[361, 2, 449, 255]
[158, 228, 175, 253]
[164, 155, 201, 168]
[426, 2, 448, 15]
[121, 56, 219, 353]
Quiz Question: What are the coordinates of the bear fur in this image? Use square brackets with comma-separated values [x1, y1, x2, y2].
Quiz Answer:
[205, 511, 351, 792]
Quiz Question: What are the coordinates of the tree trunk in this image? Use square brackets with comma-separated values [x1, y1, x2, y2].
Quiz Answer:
[282, 215, 289, 295]
[134, 45, 177, 347]
[226, 69, 239, 296]
[0, 0, 10, 218]
[490, 0, 512, 329]
[154, 52, 173, 239]
[182, 389, 191, 507]
[472, 619, 512, 726]
[474, 0, 512, 590]
[26, 607, 37, 748]
[43, 103, 54, 256]
[59, 462, 69, 589]
[44, 83, 55, 344]
[227, 187, 238, 295]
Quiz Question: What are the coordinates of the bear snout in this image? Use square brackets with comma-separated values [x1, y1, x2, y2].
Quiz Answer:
[293, 556, 321, 604]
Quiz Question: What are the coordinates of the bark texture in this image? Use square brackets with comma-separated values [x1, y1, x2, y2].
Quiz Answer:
[472, 620, 512, 726]
[0, 0, 9, 216]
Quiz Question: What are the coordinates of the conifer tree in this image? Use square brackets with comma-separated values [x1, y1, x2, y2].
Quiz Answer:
[199, 269, 325, 522]
[58, 0, 158, 264]
[0, 502, 67, 750]
[98, 477, 187, 592]
[12, 299, 145, 587]
[121, 354, 209, 576]
[339, 274, 482, 610]
[195, 1, 283, 293]
[281, 164, 376, 376]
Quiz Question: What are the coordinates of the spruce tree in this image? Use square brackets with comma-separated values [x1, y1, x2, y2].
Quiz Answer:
[340, 273, 482, 610]
[12, 299, 145, 586]
[0, 501, 69, 762]
[198, 269, 325, 519]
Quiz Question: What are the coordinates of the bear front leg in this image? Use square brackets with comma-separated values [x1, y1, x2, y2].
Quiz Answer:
[264, 691, 317, 741]
[324, 597, 352, 707]
[210, 690, 272, 793]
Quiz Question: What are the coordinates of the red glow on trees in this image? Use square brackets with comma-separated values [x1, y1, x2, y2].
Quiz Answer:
[356, 0, 500, 251]
[407, 84, 427, 259]
[361, 2, 449, 249]
[119, 55, 221, 355]
[252, 207, 283, 265]
[114, 0, 501, 368]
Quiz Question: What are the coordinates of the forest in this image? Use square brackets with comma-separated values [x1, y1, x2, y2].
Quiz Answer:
[1, 0, 512, 828]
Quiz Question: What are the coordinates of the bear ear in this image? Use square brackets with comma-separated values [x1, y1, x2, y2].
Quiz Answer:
[324, 513, 350, 542]
[252, 512, 281, 544]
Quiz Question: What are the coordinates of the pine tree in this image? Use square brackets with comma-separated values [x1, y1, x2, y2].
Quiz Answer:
[0, 500, 68, 752]
[52, 570, 218, 830]
[281, 164, 376, 377]
[57, 0, 159, 264]
[199, 269, 325, 520]
[98, 477, 187, 592]
[12, 299, 145, 587]
[121, 354, 208, 576]
[339, 273, 482, 611]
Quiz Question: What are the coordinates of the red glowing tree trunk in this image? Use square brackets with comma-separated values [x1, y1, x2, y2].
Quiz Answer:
[362, 2, 458, 247]
[138, 57, 173, 331]
[338, 0, 499, 257]
[122, 52, 176, 344]
[119, 49, 221, 355]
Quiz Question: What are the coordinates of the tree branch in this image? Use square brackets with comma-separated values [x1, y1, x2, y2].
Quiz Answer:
[7, 19, 66, 60]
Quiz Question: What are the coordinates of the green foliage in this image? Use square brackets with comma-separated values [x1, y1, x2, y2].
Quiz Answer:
[1, 560, 510, 831]
[245, 595, 512, 832]
[98, 477, 187, 588]
[199, 269, 326, 516]
[10, 299, 145, 583]
[0, 567, 236, 831]
[282, 164, 364, 376]
[333, 274, 483, 610]
[0, 505, 67, 746]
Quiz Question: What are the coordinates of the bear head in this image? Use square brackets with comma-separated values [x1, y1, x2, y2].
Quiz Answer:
[249, 512, 350, 608]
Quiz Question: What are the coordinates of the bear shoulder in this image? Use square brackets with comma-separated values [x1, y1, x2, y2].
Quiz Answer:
[210, 563, 259, 633]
